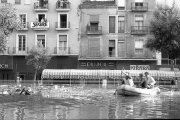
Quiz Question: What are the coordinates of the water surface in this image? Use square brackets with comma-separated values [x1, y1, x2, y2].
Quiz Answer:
[0, 84, 180, 119]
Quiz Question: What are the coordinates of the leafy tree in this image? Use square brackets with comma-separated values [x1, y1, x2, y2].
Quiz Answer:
[145, 5, 180, 59]
[26, 44, 52, 82]
[0, 3, 21, 54]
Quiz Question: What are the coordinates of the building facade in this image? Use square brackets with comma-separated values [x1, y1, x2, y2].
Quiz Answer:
[0, 0, 81, 80]
[78, 0, 159, 70]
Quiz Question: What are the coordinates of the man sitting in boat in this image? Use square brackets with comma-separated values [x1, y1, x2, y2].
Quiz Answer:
[139, 73, 148, 88]
[144, 72, 156, 89]
[122, 73, 134, 87]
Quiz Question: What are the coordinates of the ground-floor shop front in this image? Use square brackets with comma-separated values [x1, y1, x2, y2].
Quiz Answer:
[0, 55, 78, 81]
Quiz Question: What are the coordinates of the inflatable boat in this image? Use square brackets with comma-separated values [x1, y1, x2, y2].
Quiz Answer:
[115, 85, 160, 96]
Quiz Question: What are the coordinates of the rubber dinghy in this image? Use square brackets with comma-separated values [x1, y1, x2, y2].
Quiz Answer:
[116, 85, 160, 96]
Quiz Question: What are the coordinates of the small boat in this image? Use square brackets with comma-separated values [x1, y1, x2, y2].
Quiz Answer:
[115, 85, 160, 96]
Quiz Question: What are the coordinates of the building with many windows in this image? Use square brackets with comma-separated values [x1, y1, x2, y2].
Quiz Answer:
[78, 0, 158, 70]
[0, 0, 178, 81]
[0, 0, 81, 80]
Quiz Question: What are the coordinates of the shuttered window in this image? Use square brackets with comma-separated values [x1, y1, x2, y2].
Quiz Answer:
[135, 39, 143, 54]
[90, 15, 99, 23]
[59, 35, 67, 50]
[118, 39, 126, 57]
[88, 38, 100, 57]
[118, 16, 125, 33]
[37, 35, 45, 47]
[109, 16, 115, 33]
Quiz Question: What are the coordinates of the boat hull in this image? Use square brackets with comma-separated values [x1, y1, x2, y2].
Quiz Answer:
[116, 85, 160, 96]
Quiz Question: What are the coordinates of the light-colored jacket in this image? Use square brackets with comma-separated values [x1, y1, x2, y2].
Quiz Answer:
[146, 75, 156, 86]
[124, 78, 134, 87]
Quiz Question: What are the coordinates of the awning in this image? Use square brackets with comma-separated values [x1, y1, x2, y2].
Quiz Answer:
[42, 69, 177, 80]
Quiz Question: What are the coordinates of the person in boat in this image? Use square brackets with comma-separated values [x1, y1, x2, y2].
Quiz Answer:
[144, 72, 156, 89]
[122, 73, 134, 87]
[139, 73, 148, 88]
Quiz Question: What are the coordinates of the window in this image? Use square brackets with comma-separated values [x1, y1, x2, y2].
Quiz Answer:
[37, 35, 45, 47]
[59, 35, 67, 51]
[109, 16, 115, 33]
[15, 0, 21, 4]
[59, 14, 68, 28]
[118, 16, 125, 33]
[135, 39, 143, 54]
[18, 35, 26, 51]
[37, 14, 46, 22]
[109, 40, 116, 57]
[1, 0, 7, 3]
[88, 38, 100, 57]
[19, 14, 26, 28]
[118, 39, 126, 57]
[135, 15, 144, 29]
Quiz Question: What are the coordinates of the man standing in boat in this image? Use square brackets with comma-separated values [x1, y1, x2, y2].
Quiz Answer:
[144, 72, 156, 89]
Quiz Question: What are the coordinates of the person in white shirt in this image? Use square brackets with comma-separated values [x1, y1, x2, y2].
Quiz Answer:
[122, 73, 134, 87]
[144, 72, 156, 89]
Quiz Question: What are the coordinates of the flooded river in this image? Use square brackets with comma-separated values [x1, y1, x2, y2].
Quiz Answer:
[0, 84, 180, 119]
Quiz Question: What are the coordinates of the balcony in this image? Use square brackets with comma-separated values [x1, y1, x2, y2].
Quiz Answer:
[34, 2, 48, 12]
[17, 22, 29, 31]
[31, 21, 49, 31]
[55, 22, 70, 31]
[56, 1, 70, 11]
[131, 2, 148, 12]
[54, 47, 70, 55]
[6, 47, 29, 55]
[86, 25, 102, 35]
[131, 26, 148, 35]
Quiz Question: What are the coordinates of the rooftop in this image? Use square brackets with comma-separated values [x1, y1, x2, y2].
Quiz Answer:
[79, 1, 117, 9]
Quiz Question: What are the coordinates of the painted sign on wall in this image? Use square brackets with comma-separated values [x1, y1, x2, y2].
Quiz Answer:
[0, 55, 13, 70]
[130, 65, 150, 70]
[80, 61, 115, 69]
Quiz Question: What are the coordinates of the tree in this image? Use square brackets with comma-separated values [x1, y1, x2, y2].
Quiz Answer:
[0, 3, 21, 54]
[145, 5, 180, 60]
[26, 44, 52, 82]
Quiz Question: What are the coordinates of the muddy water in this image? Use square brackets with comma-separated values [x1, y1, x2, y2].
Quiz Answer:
[0, 84, 180, 119]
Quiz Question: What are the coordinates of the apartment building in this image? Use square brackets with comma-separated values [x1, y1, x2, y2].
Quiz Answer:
[0, 0, 81, 80]
[78, 0, 158, 70]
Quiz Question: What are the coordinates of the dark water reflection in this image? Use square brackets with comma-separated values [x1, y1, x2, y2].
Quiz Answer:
[0, 84, 180, 119]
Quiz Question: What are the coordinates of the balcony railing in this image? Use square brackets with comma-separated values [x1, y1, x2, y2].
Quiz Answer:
[54, 47, 70, 55]
[34, 2, 48, 11]
[17, 22, 29, 31]
[56, 1, 70, 11]
[31, 21, 49, 31]
[131, 2, 148, 12]
[131, 26, 148, 35]
[86, 25, 102, 35]
[108, 51, 116, 57]
[6, 47, 29, 55]
[55, 22, 70, 30]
